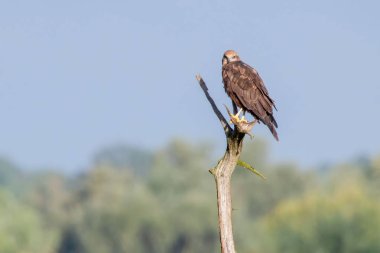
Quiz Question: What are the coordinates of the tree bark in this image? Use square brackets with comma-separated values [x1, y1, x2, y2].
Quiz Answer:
[210, 136, 244, 253]
[196, 75, 247, 253]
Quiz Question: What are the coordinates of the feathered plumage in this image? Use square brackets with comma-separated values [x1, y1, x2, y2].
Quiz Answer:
[222, 50, 279, 141]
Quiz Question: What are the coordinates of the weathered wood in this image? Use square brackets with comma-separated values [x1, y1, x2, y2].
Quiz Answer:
[197, 75, 247, 253]
[196, 74, 232, 136]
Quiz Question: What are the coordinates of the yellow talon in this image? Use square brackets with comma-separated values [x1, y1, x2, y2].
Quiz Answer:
[224, 104, 256, 135]
[229, 108, 248, 124]
[230, 109, 241, 123]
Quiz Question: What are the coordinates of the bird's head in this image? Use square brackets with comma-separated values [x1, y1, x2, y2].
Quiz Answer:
[222, 50, 240, 66]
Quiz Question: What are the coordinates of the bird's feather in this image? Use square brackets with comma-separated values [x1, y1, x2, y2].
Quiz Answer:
[222, 61, 279, 141]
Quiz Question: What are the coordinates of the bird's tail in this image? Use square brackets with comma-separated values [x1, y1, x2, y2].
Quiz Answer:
[265, 116, 279, 141]
[268, 123, 279, 141]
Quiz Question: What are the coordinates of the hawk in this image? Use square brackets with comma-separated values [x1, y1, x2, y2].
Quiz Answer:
[222, 50, 279, 141]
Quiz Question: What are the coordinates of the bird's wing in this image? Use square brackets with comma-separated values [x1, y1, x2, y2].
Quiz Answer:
[224, 62, 276, 123]
[241, 62, 276, 109]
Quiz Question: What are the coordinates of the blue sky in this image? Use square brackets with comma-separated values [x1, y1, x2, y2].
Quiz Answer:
[0, 0, 379, 171]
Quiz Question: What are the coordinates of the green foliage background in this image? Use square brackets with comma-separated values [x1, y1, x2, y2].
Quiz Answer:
[0, 139, 379, 253]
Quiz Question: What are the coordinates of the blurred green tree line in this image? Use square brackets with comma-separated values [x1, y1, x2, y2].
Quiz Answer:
[0, 139, 379, 253]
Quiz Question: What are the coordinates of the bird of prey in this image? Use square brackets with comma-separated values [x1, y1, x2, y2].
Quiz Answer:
[222, 50, 279, 141]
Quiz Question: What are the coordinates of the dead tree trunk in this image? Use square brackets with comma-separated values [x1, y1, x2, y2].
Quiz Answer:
[196, 75, 253, 253]
[210, 136, 244, 253]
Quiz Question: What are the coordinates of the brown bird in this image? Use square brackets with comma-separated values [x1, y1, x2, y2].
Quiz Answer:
[222, 50, 279, 141]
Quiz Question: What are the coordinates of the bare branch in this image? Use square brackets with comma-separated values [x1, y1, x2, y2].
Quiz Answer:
[196, 74, 232, 135]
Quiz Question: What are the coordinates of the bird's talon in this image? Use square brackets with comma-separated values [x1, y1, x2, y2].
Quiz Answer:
[229, 109, 247, 124]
